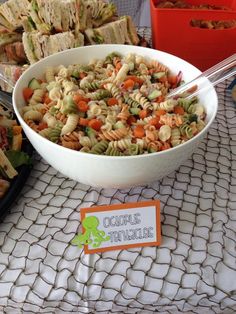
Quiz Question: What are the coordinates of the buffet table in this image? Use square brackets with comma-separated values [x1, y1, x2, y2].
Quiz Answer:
[0, 31, 236, 313]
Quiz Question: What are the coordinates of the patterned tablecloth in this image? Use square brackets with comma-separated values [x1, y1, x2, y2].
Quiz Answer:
[0, 39, 236, 313]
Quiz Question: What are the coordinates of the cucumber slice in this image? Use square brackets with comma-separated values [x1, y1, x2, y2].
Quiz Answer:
[28, 78, 41, 90]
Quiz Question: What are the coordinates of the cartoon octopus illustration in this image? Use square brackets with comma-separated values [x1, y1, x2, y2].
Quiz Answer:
[72, 216, 110, 248]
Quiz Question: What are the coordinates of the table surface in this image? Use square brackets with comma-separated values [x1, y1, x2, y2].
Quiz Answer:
[0, 32, 236, 313]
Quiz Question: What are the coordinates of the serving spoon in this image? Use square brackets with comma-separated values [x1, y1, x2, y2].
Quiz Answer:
[167, 53, 236, 99]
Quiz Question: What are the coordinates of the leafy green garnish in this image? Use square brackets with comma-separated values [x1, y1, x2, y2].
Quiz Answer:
[5, 150, 32, 169]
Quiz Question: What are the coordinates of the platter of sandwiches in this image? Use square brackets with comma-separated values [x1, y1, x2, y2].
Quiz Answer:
[0, 0, 143, 92]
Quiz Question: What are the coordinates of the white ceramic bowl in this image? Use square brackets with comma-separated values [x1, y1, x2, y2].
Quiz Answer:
[13, 45, 218, 189]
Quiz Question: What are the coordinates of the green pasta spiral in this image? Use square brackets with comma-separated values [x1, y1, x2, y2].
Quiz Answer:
[49, 122, 63, 143]
[105, 146, 123, 156]
[124, 95, 141, 108]
[61, 95, 77, 114]
[127, 144, 141, 155]
[90, 140, 109, 154]
[178, 97, 198, 113]
[179, 123, 193, 139]
[83, 81, 101, 91]
[87, 89, 111, 100]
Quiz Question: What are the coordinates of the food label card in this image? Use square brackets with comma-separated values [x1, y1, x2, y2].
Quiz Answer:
[72, 200, 161, 254]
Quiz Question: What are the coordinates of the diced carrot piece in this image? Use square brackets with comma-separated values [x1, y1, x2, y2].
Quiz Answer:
[88, 119, 102, 131]
[168, 75, 177, 85]
[123, 79, 135, 90]
[155, 109, 166, 116]
[149, 117, 161, 129]
[155, 95, 165, 103]
[23, 87, 34, 102]
[173, 105, 185, 115]
[79, 118, 89, 126]
[139, 109, 148, 119]
[76, 100, 89, 112]
[107, 97, 118, 106]
[133, 125, 145, 138]
[73, 94, 90, 103]
[126, 76, 144, 85]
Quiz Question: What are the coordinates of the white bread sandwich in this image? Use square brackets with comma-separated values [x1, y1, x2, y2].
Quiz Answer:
[0, 0, 30, 31]
[0, 63, 26, 92]
[85, 16, 139, 45]
[27, 0, 81, 34]
[22, 31, 84, 64]
[0, 29, 22, 49]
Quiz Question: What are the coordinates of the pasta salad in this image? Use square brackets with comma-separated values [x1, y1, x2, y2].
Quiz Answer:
[0, 105, 31, 198]
[21, 52, 206, 156]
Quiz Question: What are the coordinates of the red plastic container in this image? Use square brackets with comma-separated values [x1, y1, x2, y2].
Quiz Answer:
[150, 0, 236, 70]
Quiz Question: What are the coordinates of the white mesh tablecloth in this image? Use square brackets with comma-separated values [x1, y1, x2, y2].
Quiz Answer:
[0, 40, 236, 313]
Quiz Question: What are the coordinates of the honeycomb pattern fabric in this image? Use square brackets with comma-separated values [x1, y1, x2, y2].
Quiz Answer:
[0, 35, 236, 314]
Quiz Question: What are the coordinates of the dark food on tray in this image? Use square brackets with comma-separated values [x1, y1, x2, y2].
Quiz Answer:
[191, 19, 236, 29]
[0, 0, 141, 92]
[156, 1, 236, 30]
[156, 0, 232, 10]
[0, 104, 31, 198]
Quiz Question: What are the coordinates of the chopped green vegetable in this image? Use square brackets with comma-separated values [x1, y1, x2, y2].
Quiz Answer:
[5, 150, 32, 168]
[148, 89, 162, 101]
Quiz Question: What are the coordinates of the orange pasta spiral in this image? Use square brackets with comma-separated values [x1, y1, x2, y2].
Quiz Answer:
[99, 128, 128, 141]
[26, 119, 39, 132]
[55, 112, 67, 124]
[60, 131, 81, 150]
[117, 105, 130, 121]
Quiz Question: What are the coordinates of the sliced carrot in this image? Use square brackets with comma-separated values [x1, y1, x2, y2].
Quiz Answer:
[123, 79, 135, 90]
[155, 109, 166, 116]
[23, 87, 34, 102]
[107, 97, 118, 106]
[168, 75, 177, 86]
[173, 105, 185, 115]
[12, 125, 22, 135]
[73, 94, 90, 103]
[155, 95, 165, 103]
[127, 115, 137, 125]
[88, 119, 102, 131]
[139, 109, 148, 119]
[38, 122, 48, 131]
[126, 76, 144, 85]
[76, 100, 89, 112]
[79, 118, 90, 126]
[148, 117, 161, 129]
[133, 125, 145, 138]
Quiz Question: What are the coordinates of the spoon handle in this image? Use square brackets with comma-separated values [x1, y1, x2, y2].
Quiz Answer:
[167, 53, 236, 99]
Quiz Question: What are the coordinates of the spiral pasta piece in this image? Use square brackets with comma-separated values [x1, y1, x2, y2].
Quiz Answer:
[90, 140, 109, 154]
[130, 92, 152, 110]
[108, 138, 132, 151]
[42, 112, 57, 128]
[61, 113, 79, 136]
[29, 89, 45, 105]
[23, 110, 43, 122]
[99, 128, 127, 141]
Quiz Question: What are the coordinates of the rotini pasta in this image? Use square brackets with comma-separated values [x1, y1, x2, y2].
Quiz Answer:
[21, 52, 206, 156]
